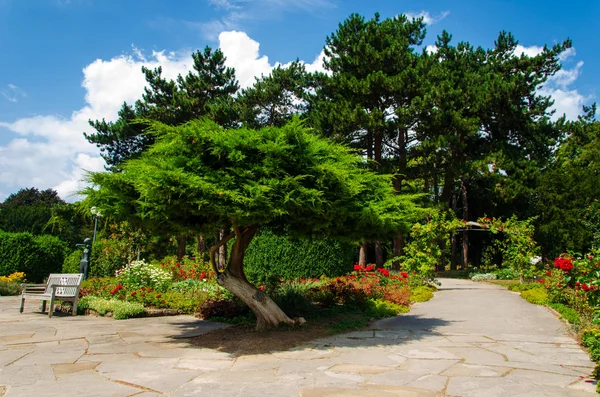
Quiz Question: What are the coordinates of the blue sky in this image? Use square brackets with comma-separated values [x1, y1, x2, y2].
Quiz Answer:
[0, 0, 597, 202]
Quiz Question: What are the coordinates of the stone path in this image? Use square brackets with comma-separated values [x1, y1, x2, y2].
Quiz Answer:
[0, 278, 597, 396]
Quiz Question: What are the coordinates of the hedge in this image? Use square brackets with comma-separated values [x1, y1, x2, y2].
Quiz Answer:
[243, 229, 356, 282]
[0, 231, 67, 282]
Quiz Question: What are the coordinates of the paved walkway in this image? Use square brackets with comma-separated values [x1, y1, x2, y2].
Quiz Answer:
[0, 279, 597, 396]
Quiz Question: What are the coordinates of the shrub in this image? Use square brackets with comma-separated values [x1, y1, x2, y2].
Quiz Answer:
[157, 290, 209, 313]
[0, 281, 22, 296]
[364, 299, 409, 318]
[78, 296, 146, 319]
[383, 287, 411, 306]
[521, 287, 549, 305]
[494, 267, 520, 280]
[471, 273, 498, 281]
[0, 231, 67, 282]
[244, 229, 355, 282]
[90, 238, 133, 277]
[0, 271, 26, 283]
[548, 303, 581, 325]
[508, 282, 540, 292]
[62, 249, 82, 273]
[410, 285, 436, 303]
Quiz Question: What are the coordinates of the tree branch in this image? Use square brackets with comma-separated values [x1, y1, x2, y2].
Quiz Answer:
[209, 231, 236, 275]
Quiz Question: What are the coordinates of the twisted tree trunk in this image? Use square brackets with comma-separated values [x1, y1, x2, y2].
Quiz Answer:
[209, 226, 304, 331]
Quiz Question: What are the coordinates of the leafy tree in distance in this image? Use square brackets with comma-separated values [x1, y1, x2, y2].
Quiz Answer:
[85, 118, 423, 330]
[0, 188, 65, 236]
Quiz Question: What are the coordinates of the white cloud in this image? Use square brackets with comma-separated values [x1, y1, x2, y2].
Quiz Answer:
[0, 83, 27, 102]
[405, 10, 449, 25]
[425, 44, 438, 54]
[0, 31, 325, 202]
[511, 44, 590, 121]
[514, 44, 544, 58]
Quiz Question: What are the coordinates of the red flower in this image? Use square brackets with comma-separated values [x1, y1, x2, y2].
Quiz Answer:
[538, 279, 545, 283]
[546, 271, 551, 276]
[141, 287, 146, 291]
[401, 272, 409, 278]
[259, 285, 265, 291]
[155, 294, 161, 298]
[131, 291, 137, 296]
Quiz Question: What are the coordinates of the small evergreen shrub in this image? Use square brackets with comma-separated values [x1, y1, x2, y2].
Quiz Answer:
[62, 249, 82, 273]
[494, 267, 520, 280]
[197, 299, 250, 320]
[273, 283, 315, 318]
[364, 299, 409, 318]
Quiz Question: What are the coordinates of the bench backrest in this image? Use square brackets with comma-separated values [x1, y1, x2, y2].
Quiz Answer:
[44, 273, 84, 297]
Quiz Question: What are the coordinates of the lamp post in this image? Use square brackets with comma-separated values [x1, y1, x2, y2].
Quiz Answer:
[90, 207, 101, 244]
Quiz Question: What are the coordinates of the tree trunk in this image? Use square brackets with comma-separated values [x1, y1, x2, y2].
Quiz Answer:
[197, 235, 206, 256]
[177, 235, 187, 262]
[375, 241, 384, 268]
[374, 132, 382, 166]
[209, 226, 304, 331]
[218, 228, 227, 271]
[451, 233, 457, 271]
[461, 178, 469, 270]
[392, 234, 403, 271]
[358, 242, 368, 266]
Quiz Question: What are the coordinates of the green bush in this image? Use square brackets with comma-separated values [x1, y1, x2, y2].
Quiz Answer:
[364, 299, 409, 318]
[90, 238, 134, 277]
[244, 229, 355, 282]
[0, 281, 22, 296]
[78, 296, 146, 319]
[494, 267, 520, 280]
[0, 231, 67, 282]
[548, 303, 580, 325]
[521, 287, 549, 305]
[508, 282, 541, 292]
[62, 249, 82, 273]
[410, 285, 436, 303]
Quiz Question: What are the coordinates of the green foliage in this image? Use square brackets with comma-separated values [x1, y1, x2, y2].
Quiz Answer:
[364, 299, 410, 318]
[548, 303, 580, 325]
[470, 273, 498, 281]
[400, 210, 463, 280]
[62, 249, 81, 273]
[0, 281, 22, 296]
[493, 267, 520, 280]
[508, 282, 541, 292]
[520, 287, 549, 305]
[410, 285, 436, 303]
[0, 231, 67, 282]
[244, 229, 355, 282]
[0, 188, 65, 237]
[159, 290, 209, 313]
[78, 296, 146, 319]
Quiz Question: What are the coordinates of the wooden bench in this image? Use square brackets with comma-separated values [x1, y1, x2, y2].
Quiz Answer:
[19, 273, 84, 317]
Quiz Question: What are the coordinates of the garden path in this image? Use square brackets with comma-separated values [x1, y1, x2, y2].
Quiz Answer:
[0, 278, 597, 396]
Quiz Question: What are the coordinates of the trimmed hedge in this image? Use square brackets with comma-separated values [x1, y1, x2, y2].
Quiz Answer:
[244, 229, 356, 282]
[0, 231, 67, 282]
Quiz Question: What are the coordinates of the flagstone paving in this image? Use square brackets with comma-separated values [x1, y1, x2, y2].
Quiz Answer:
[0, 278, 597, 396]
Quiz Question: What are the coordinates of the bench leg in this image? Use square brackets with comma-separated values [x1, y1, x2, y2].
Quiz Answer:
[72, 298, 78, 316]
[41, 300, 47, 313]
[49, 296, 55, 318]
[19, 296, 24, 313]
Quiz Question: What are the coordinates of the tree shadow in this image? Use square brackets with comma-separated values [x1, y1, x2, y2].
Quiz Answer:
[165, 313, 454, 356]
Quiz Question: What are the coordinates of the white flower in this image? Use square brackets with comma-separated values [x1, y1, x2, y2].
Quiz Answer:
[530, 256, 542, 265]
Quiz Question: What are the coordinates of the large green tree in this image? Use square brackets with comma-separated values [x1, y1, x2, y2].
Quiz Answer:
[85, 118, 422, 329]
